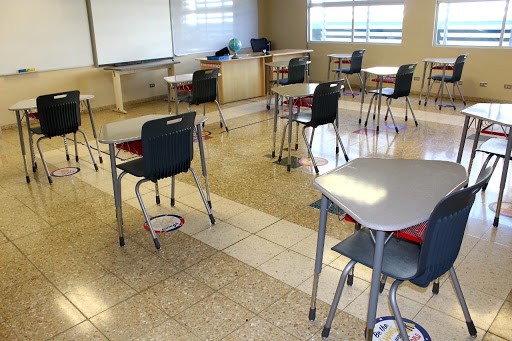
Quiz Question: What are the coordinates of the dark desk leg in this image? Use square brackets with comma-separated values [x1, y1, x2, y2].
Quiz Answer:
[366, 230, 386, 341]
[376, 77, 383, 132]
[424, 66, 434, 106]
[456, 116, 471, 163]
[467, 119, 483, 177]
[196, 123, 211, 208]
[309, 195, 330, 321]
[272, 93, 279, 158]
[287, 97, 293, 171]
[359, 72, 367, 124]
[494, 130, 512, 227]
[85, 99, 103, 163]
[418, 62, 428, 105]
[15, 110, 30, 183]
[438, 66, 447, 110]
[25, 111, 37, 172]
[108, 144, 125, 247]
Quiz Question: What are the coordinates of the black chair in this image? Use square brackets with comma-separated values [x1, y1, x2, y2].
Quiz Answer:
[180, 69, 228, 132]
[29, 90, 98, 184]
[277, 81, 349, 174]
[364, 63, 418, 133]
[426, 54, 468, 110]
[267, 57, 309, 109]
[332, 49, 365, 97]
[322, 166, 493, 340]
[116, 112, 215, 250]
[250, 38, 271, 53]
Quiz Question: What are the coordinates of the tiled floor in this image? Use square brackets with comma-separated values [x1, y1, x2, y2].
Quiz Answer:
[0, 92, 511, 340]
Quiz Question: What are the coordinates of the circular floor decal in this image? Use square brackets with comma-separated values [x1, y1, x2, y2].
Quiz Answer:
[51, 167, 80, 177]
[366, 316, 431, 341]
[489, 202, 512, 217]
[143, 214, 185, 233]
[299, 156, 328, 167]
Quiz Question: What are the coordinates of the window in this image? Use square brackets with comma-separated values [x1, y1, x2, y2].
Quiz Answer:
[308, 0, 405, 44]
[435, 0, 512, 47]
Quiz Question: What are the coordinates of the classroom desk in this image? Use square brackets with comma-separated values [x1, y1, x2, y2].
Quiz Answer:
[326, 53, 351, 81]
[309, 158, 467, 341]
[163, 73, 193, 114]
[8, 94, 102, 184]
[264, 60, 312, 110]
[272, 83, 319, 171]
[104, 59, 180, 114]
[360, 66, 399, 132]
[197, 49, 312, 104]
[457, 103, 512, 227]
[418, 57, 456, 108]
[99, 114, 211, 247]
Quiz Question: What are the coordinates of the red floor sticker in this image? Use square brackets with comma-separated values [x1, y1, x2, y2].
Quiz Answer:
[489, 202, 512, 217]
[143, 214, 185, 233]
[51, 167, 80, 177]
[299, 156, 328, 167]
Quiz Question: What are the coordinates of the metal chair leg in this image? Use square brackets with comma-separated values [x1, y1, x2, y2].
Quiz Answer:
[155, 181, 160, 205]
[385, 98, 399, 133]
[449, 267, 477, 337]
[455, 82, 467, 106]
[36, 136, 52, 184]
[365, 93, 377, 127]
[322, 260, 357, 338]
[77, 129, 99, 171]
[278, 121, 290, 162]
[171, 176, 175, 206]
[215, 100, 229, 132]
[406, 97, 419, 127]
[73, 132, 79, 162]
[302, 126, 319, 174]
[344, 73, 354, 97]
[389, 280, 409, 341]
[332, 124, 349, 161]
[135, 178, 160, 250]
[190, 167, 215, 224]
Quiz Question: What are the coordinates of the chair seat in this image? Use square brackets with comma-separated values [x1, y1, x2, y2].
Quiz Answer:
[117, 158, 146, 178]
[277, 78, 291, 85]
[477, 137, 511, 158]
[332, 229, 420, 282]
[368, 87, 395, 97]
[332, 67, 351, 74]
[431, 74, 456, 83]
[29, 126, 43, 135]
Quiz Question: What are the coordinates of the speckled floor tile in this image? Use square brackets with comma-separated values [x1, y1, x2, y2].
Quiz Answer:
[141, 271, 214, 317]
[482, 332, 509, 341]
[7, 296, 85, 341]
[90, 294, 168, 341]
[65, 273, 137, 318]
[489, 301, 512, 340]
[309, 310, 366, 341]
[50, 321, 107, 340]
[225, 208, 280, 234]
[259, 289, 329, 340]
[175, 292, 254, 341]
[224, 234, 285, 268]
[133, 319, 201, 341]
[185, 251, 253, 290]
[258, 249, 316, 287]
[193, 221, 251, 250]
[256, 219, 314, 248]
[220, 268, 293, 313]
[223, 316, 299, 340]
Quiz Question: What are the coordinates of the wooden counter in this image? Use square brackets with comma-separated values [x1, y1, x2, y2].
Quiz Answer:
[197, 49, 312, 104]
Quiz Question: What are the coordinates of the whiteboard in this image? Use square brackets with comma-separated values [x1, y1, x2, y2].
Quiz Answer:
[87, 0, 174, 66]
[0, 0, 93, 76]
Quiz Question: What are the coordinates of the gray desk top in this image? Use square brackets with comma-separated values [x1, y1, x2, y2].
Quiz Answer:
[327, 53, 351, 59]
[461, 103, 512, 127]
[314, 158, 467, 231]
[163, 74, 193, 84]
[99, 114, 207, 144]
[9, 94, 94, 111]
[362, 66, 399, 76]
[423, 57, 456, 64]
[104, 59, 179, 72]
[272, 83, 319, 97]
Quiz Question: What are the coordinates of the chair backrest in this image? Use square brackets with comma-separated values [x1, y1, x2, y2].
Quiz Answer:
[309, 81, 342, 128]
[250, 38, 270, 52]
[287, 57, 308, 84]
[411, 166, 493, 287]
[450, 54, 468, 82]
[392, 63, 417, 98]
[36, 90, 81, 138]
[349, 49, 365, 73]
[141, 112, 196, 182]
[191, 69, 218, 105]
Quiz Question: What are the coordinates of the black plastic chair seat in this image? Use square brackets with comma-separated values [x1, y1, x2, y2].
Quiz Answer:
[431, 74, 456, 83]
[117, 158, 145, 179]
[332, 229, 421, 283]
[289, 112, 314, 126]
[368, 87, 395, 98]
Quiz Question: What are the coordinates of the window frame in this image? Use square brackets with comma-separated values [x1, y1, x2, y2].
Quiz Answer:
[307, 0, 406, 44]
[434, 0, 512, 47]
